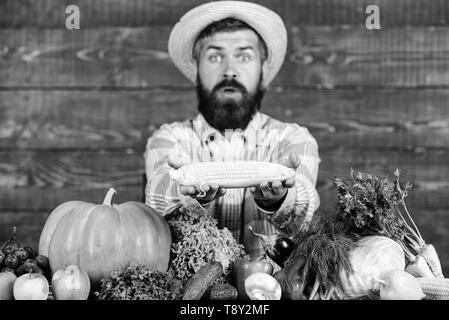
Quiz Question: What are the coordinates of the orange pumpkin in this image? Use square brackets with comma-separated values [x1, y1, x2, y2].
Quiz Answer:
[38, 188, 171, 287]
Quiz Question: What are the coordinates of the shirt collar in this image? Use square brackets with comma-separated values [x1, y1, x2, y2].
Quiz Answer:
[194, 112, 265, 144]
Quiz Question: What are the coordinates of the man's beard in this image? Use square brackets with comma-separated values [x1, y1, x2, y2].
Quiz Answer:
[196, 74, 265, 132]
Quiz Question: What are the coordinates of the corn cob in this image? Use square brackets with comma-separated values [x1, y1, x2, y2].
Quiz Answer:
[169, 161, 296, 188]
[417, 277, 449, 300]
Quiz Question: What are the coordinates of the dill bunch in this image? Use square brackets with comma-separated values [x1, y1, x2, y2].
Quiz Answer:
[283, 214, 355, 299]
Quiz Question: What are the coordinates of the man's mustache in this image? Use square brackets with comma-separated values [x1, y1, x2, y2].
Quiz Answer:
[212, 79, 247, 94]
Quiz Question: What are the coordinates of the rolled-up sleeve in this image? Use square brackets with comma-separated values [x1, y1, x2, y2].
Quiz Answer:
[255, 124, 321, 235]
[144, 124, 208, 216]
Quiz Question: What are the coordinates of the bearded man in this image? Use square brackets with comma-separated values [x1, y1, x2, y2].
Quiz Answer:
[144, 1, 321, 258]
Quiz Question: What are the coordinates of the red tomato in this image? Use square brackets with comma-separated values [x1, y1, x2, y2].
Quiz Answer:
[273, 269, 306, 300]
[232, 257, 273, 300]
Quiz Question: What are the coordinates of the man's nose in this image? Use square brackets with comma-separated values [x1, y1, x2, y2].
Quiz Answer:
[222, 59, 238, 79]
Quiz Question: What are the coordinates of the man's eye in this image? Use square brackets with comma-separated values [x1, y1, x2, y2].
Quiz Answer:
[238, 54, 252, 62]
[209, 55, 222, 63]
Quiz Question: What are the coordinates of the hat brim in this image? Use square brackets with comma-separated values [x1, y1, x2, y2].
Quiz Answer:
[168, 1, 287, 87]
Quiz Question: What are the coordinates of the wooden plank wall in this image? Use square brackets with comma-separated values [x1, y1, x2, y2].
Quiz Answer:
[1, 0, 448, 274]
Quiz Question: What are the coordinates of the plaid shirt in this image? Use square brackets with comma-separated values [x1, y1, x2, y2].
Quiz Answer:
[144, 111, 321, 258]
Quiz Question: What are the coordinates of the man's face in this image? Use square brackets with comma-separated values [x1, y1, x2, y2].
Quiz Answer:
[195, 29, 267, 132]
[197, 29, 265, 96]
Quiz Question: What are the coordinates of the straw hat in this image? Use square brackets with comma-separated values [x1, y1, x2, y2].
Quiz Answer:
[168, 1, 288, 87]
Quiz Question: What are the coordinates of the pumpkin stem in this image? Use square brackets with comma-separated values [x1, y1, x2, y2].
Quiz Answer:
[103, 188, 117, 206]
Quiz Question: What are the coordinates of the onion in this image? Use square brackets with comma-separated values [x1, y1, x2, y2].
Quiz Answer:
[378, 270, 424, 300]
[339, 236, 406, 299]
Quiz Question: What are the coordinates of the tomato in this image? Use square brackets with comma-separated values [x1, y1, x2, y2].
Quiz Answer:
[273, 269, 306, 300]
[379, 270, 424, 300]
[231, 257, 273, 300]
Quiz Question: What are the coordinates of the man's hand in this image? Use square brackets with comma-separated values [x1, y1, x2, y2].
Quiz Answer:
[179, 183, 227, 204]
[250, 153, 301, 211]
[167, 154, 191, 170]
[168, 155, 227, 204]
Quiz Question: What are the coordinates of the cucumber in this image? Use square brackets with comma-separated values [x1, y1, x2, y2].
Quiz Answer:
[208, 283, 238, 300]
[183, 262, 223, 300]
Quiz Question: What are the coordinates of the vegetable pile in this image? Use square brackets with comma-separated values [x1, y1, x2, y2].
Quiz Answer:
[50, 170, 447, 301]
[94, 211, 245, 300]
[334, 169, 443, 278]
[273, 169, 447, 300]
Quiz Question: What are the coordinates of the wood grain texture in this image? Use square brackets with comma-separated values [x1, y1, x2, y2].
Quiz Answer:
[0, 212, 49, 249]
[0, 0, 447, 27]
[2, 26, 449, 88]
[0, 27, 187, 88]
[0, 150, 144, 211]
[288, 26, 449, 87]
[1, 89, 448, 149]
[0, 148, 448, 211]
[0, 89, 195, 149]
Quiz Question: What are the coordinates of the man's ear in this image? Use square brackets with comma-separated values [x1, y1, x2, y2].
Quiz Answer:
[261, 60, 270, 88]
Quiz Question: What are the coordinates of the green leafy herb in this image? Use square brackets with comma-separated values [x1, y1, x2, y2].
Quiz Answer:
[95, 266, 183, 300]
[334, 168, 425, 261]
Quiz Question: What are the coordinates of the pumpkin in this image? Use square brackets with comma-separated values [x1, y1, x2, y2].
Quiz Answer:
[38, 188, 171, 288]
